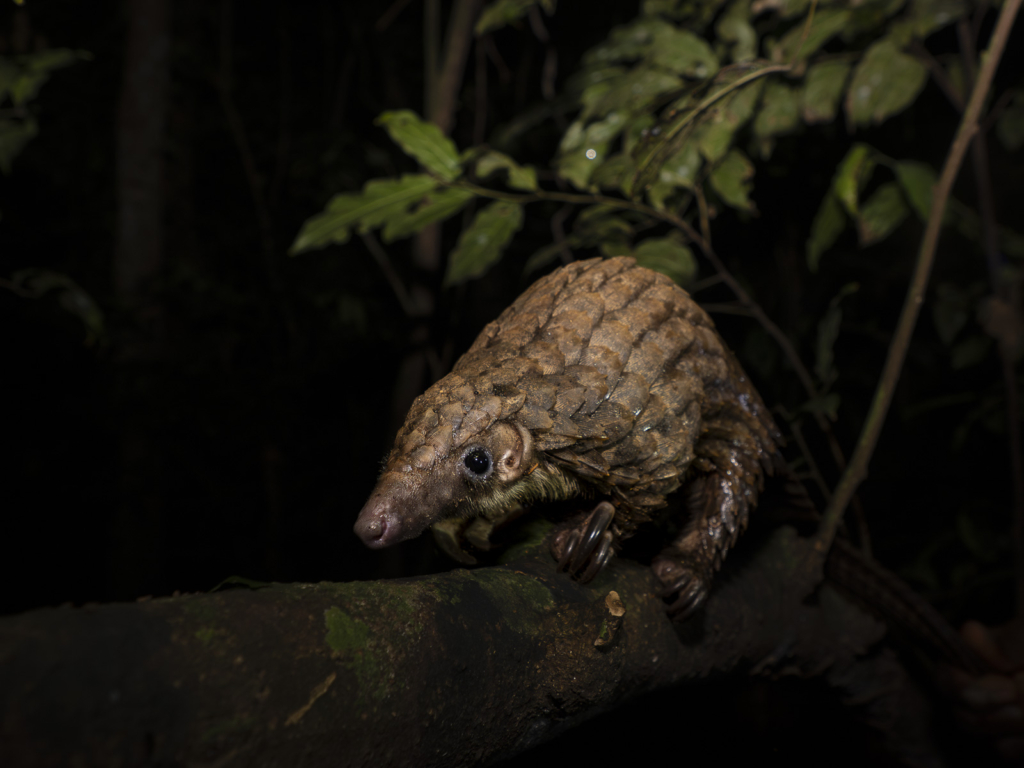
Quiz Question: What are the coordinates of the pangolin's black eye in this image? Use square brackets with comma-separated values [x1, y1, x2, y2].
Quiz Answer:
[463, 448, 491, 477]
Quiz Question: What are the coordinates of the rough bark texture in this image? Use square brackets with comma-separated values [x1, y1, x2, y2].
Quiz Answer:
[0, 527, 947, 767]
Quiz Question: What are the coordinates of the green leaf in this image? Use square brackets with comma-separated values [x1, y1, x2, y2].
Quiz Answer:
[290, 174, 438, 255]
[843, 0, 912, 41]
[695, 77, 766, 164]
[375, 110, 462, 182]
[694, 119, 733, 165]
[631, 64, 772, 193]
[889, 0, 967, 44]
[749, 0, 811, 19]
[775, 9, 851, 63]
[590, 153, 636, 193]
[894, 160, 937, 220]
[833, 143, 876, 217]
[656, 140, 703, 190]
[693, 76, 766, 164]
[709, 148, 755, 211]
[445, 201, 524, 285]
[815, 282, 858, 387]
[0, 117, 37, 174]
[572, 205, 635, 247]
[581, 66, 683, 121]
[475, 150, 539, 191]
[716, 0, 758, 63]
[571, 64, 625, 104]
[556, 112, 627, 189]
[8, 49, 86, 106]
[856, 181, 909, 246]
[623, 113, 657, 154]
[645, 181, 676, 211]
[753, 80, 801, 144]
[9, 268, 105, 344]
[382, 188, 475, 243]
[24, 47, 83, 73]
[845, 40, 928, 127]
[722, 71, 766, 124]
[633, 232, 697, 286]
[583, 17, 672, 65]
[649, 26, 719, 79]
[801, 60, 851, 124]
[476, 0, 552, 35]
[995, 89, 1024, 152]
[806, 192, 846, 272]
[570, 205, 635, 256]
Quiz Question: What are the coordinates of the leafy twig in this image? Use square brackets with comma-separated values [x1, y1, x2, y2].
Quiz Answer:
[813, 0, 1024, 567]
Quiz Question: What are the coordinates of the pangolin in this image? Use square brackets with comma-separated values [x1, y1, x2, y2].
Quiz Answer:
[354, 255, 781, 618]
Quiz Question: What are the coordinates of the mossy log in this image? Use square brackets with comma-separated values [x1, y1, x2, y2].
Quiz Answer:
[0, 527, 940, 767]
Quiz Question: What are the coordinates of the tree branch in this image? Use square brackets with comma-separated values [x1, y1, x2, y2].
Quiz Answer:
[16, 3, 1024, 764]
[0, 529, 951, 767]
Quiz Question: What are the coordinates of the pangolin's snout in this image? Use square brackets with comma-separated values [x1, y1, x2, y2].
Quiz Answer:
[354, 498, 402, 548]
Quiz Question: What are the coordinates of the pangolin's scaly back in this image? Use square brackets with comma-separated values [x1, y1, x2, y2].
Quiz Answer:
[390, 256, 778, 515]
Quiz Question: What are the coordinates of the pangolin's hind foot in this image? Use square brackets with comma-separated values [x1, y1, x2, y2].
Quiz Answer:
[651, 553, 712, 620]
[551, 501, 616, 583]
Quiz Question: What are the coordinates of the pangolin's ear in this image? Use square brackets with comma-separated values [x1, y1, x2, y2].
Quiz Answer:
[491, 423, 532, 483]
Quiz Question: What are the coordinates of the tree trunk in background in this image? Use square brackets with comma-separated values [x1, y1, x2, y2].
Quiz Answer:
[115, 0, 169, 299]
[111, 0, 170, 600]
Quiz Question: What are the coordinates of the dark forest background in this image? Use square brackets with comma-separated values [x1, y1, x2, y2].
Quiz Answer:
[1, 0, 1023, 761]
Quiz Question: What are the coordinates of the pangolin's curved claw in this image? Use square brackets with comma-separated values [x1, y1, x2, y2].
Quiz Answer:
[569, 501, 615, 573]
[652, 555, 711, 620]
[556, 528, 582, 572]
[579, 531, 614, 583]
[552, 501, 617, 581]
[664, 576, 709, 620]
